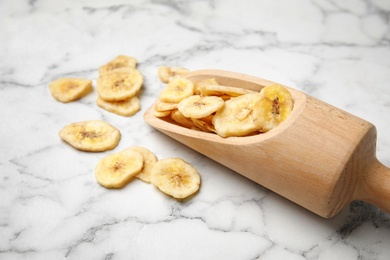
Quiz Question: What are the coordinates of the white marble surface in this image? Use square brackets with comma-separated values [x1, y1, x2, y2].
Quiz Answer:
[1, 0, 390, 259]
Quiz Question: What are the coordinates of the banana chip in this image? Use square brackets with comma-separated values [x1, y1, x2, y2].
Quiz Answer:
[96, 96, 141, 117]
[95, 149, 144, 188]
[158, 78, 194, 103]
[197, 84, 256, 98]
[59, 120, 120, 152]
[158, 66, 190, 83]
[194, 78, 220, 95]
[150, 158, 200, 199]
[154, 100, 178, 112]
[253, 85, 294, 132]
[152, 109, 171, 118]
[178, 95, 224, 119]
[192, 116, 216, 133]
[124, 146, 158, 183]
[213, 93, 261, 137]
[99, 55, 137, 75]
[97, 67, 143, 101]
[170, 110, 196, 129]
[49, 78, 92, 103]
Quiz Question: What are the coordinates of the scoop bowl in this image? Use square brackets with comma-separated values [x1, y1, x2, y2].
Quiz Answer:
[144, 69, 390, 218]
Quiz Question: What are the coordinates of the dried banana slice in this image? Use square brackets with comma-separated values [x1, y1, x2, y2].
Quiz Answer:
[198, 84, 256, 98]
[59, 120, 120, 152]
[152, 109, 171, 118]
[97, 67, 143, 101]
[212, 93, 261, 137]
[154, 100, 178, 112]
[158, 78, 194, 103]
[150, 158, 200, 199]
[170, 110, 196, 129]
[95, 149, 144, 188]
[158, 66, 190, 83]
[192, 116, 216, 133]
[194, 78, 220, 95]
[178, 95, 224, 119]
[253, 84, 294, 132]
[49, 78, 92, 103]
[99, 55, 137, 75]
[96, 96, 141, 117]
[124, 146, 158, 183]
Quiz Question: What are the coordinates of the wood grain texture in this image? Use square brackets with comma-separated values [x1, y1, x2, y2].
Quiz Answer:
[144, 69, 390, 218]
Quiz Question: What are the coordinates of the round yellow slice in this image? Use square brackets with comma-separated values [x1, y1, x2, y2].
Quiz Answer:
[158, 66, 190, 83]
[253, 84, 294, 132]
[96, 96, 141, 117]
[158, 78, 194, 103]
[212, 93, 261, 137]
[170, 110, 196, 129]
[97, 67, 143, 101]
[59, 120, 120, 152]
[124, 146, 158, 183]
[99, 55, 137, 75]
[178, 95, 224, 119]
[150, 158, 200, 199]
[49, 78, 92, 103]
[95, 149, 144, 188]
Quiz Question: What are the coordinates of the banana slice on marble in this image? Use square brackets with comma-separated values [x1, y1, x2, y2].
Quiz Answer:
[59, 120, 120, 152]
[212, 93, 261, 137]
[96, 96, 141, 117]
[150, 158, 200, 199]
[158, 78, 194, 103]
[95, 149, 144, 188]
[97, 67, 143, 101]
[158, 66, 190, 83]
[253, 84, 294, 132]
[49, 78, 92, 103]
[177, 95, 224, 119]
[124, 146, 158, 183]
[99, 55, 137, 75]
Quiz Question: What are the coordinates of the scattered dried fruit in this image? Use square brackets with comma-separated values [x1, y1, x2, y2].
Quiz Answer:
[49, 78, 92, 103]
[150, 158, 201, 199]
[59, 120, 120, 152]
[95, 149, 144, 188]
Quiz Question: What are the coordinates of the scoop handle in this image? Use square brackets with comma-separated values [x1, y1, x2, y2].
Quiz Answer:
[356, 159, 390, 213]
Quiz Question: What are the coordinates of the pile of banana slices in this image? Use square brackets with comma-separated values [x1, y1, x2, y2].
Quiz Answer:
[153, 76, 294, 137]
[49, 55, 144, 117]
[95, 146, 201, 199]
[50, 58, 294, 200]
[50, 59, 200, 199]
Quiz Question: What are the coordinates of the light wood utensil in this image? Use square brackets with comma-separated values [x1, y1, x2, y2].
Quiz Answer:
[144, 69, 390, 218]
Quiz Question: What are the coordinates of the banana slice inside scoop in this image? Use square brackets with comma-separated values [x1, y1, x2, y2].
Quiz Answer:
[158, 78, 194, 103]
[212, 93, 261, 137]
[178, 95, 224, 119]
[158, 66, 190, 83]
[253, 84, 294, 132]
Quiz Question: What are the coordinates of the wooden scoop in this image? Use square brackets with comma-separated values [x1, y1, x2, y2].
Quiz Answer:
[144, 69, 390, 218]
